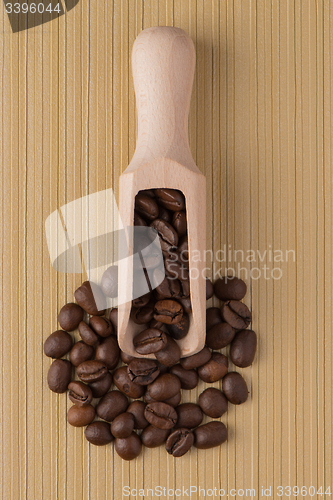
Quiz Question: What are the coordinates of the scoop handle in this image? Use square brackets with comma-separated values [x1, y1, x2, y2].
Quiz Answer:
[129, 26, 197, 171]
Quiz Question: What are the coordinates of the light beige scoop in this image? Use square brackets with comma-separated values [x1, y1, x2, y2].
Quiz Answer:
[117, 26, 206, 358]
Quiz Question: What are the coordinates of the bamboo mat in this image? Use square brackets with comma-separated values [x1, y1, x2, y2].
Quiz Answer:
[1, 1, 332, 499]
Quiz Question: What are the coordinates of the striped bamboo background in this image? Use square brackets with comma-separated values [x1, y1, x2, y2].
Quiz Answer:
[1, 1, 332, 499]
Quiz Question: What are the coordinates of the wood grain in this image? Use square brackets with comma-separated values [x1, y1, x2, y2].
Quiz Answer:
[1, 1, 332, 499]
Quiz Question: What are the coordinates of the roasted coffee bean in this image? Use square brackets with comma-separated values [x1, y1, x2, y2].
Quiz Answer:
[166, 428, 194, 457]
[141, 425, 170, 448]
[164, 391, 182, 407]
[158, 206, 172, 222]
[78, 321, 99, 346]
[222, 372, 248, 405]
[47, 359, 72, 393]
[178, 236, 188, 262]
[96, 390, 129, 422]
[221, 300, 252, 330]
[180, 346, 212, 370]
[111, 412, 135, 438]
[155, 335, 181, 367]
[115, 432, 142, 460]
[120, 351, 136, 364]
[229, 329, 257, 367]
[127, 401, 149, 429]
[134, 210, 147, 226]
[74, 280, 106, 316]
[154, 300, 183, 325]
[85, 421, 114, 446]
[67, 404, 95, 427]
[68, 381, 93, 407]
[206, 322, 236, 350]
[100, 265, 118, 298]
[95, 335, 120, 370]
[169, 364, 198, 390]
[153, 269, 181, 300]
[206, 278, 214, 300]
[134, 234, 162, 269]
[109, 308, 118, 332]
[206, 307, 223, 331]
[58, 303, 84, 332]
[172, 211, 187, 237]
[198, 388, 228, 418]
[154, 189, 185, 211]
[166, 313, 189, 340]
[135, 192, 159, 220]
[174, 403, 203, 429]
[44, 330, 73, 358]
[113, 366, 145, 399]
[198, 352, 228, 383]
[77, 360, 108, 383]
[132, 291, 151, 308]
[179, 297, 191, 314]
[69, 341, 94, 367]
[89, 316, 113, 338]
[150, 219, 179, 252]
[88, 371, 113, 398]
[194, 421, 228, 449]
[164, 255, 189, 281]
[144, 402, 178, 429]
[127, 359, 160, 385]
[177, 278, 190, 298]
[214, 276, 247, 301]
[130, 303, 155, 325]
[133, 328, 168, 355]
[146, 373, 181, 402]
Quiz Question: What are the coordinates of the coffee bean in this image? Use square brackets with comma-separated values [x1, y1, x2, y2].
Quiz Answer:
[78, 321, 99, 346]
[166, 312, 190, 340]
[146, 373, 181, 402]
[154, 189, 185, 211]
[95, 335, 120, 370]
[177, 236, 188, 262]
[89, 316, 113, 338]
[153, 270, 181, 300]
[164, 255, 189, 281]
[180, 346, 211, 370]
[132, 291, 151, 308]
[74, 281, 106, 316]
[135, 192, 159, 220]
[197, 352, 228, 383]
[47, 359, 72, 393]
[85, 421, 114, 446]
[198, 388, 228, 418]
[67, 404, 95, 427]
[69, 341, 94, 367]
[111, 413, 135, 438]
[127, 401, 149, 429]
[68, 381, 93, 407]
[158, 206, 172, 222]
[96, 390, 129, 422]
[155, 335, 181, 367]
[194, 421, 228, 449]
[206, 322, 236, 350]
[150, 219, 179, 252]
[179, 297, 191, 314]
[88, 371, 113, 398]
[154, 300, 183, 325]
[58, 303, 84, 332]
[172, 211, 187, 237]
[144, 402, 178, 429]
[133, 328, 168, 355]
[174, 403, 203, 429]
[127, 359, 160, 385]
[109, 308, 118, 332]
[206, 307, 223, 331]
[214, 276, 247, 301]
[221, 300, 252, 330]
[113, 366, 145, 399]
[100, 265, 118, 298]
[141, 425, 170, 448]
[77, 360, 108, 383]
[163, 391, 182, 407]
[44, 330, 73, 358]
[222, 372, 248, 405]
[206, 278, 214, 300]
[134, 233, 162, 269]
[134, 210, 147, 227]
[115, 432, 142, 460]
[166, 428, 194, 457]
[229, 329, 257, 367]
[169, 364, 198, 390]
[130, 302, 155, 325]
[120, 351, 136, 364]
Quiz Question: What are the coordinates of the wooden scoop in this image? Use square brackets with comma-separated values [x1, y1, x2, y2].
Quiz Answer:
[118, 26, 206, 358]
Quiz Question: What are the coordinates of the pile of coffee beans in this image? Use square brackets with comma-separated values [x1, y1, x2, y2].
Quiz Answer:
[45, 273, 257, 459]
